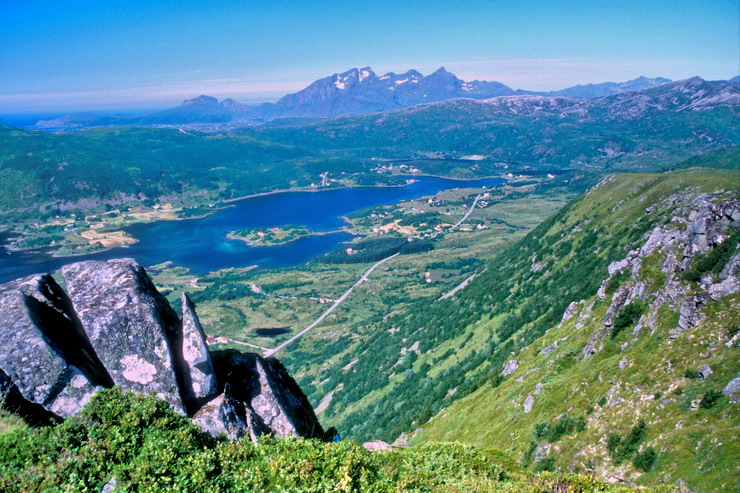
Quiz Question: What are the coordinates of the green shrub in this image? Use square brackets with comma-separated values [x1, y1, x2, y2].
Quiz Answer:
[607, 433, 623, 456]
[607, 420, 647, 466]
[682, 229, 739, 282]
[633, 447, 657, 472]
[0, 388, 628, 492]
[605, 269, 631, 295]
[684, 369, 700, 379]
[534, 456, 557, 472]
[611, 299, 648, 338]
[489, 373, 504, 388]
[699, 388, 724, 409]
[532, 415, 586, 443]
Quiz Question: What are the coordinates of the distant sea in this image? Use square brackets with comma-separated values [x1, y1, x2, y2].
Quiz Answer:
[0, 108, 165, 129]
[0, 113, 65, 128]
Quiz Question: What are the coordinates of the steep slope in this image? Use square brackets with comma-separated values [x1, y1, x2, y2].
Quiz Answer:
[0, 388, 635, 492]
[305, 169, 736, 458]
[415, 182, 739, 491]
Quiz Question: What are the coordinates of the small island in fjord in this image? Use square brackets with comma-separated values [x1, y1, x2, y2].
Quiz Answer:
[227, 224, 317, 246]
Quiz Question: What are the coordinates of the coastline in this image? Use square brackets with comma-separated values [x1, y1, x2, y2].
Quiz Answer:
[3, 174, 506, 261]
[226, 228, 347, 247]
[220, 180, 414, 205]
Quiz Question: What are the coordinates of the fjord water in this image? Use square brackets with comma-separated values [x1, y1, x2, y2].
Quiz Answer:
[0, 176, 505, 283]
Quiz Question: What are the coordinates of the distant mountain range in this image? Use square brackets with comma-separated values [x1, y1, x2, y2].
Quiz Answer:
[32, 68, 739, 128]
[247, 76, 740, 169]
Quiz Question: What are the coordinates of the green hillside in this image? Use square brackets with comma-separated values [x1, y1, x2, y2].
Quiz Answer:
[296, 169, 738, 489]
[664, 145, 740, 170]
[414, 184, 739, 491]
[0, 124, 402, 253]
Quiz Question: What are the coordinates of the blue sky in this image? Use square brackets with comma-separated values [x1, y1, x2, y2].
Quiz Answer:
[0, 0, 738, 112]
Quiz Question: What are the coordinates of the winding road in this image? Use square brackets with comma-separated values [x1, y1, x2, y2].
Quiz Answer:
[264, 252, 400, 357]
[213, 192, 482, 356]
[448, 193, 483, 232]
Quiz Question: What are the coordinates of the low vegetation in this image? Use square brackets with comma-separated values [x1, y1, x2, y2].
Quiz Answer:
[0, 388, 633, 492]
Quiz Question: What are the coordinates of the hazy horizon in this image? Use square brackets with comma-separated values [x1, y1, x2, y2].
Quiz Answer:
[1, 1, 738, 113]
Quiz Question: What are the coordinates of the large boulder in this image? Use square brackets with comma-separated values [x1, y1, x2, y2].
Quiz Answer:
[191, 389, 249, 440]
[0, 274, 109, 417]
[199, 351, 325, 442]
[62, 259, 188, 414]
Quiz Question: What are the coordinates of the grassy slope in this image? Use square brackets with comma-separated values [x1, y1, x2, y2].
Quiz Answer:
[312, 169, 736, 445]
[412, 169, 739, 491]
[664, 145, 740, 170]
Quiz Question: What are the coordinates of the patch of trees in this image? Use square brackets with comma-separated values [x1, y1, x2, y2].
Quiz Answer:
[319, 238, 434, 264]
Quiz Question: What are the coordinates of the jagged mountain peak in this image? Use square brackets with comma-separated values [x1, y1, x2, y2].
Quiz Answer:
[431, 66, 452, 75]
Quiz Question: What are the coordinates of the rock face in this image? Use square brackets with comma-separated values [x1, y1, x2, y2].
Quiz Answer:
[582, 193, 739, 358]
[0, 274, 110, 418]
[198, 351, 325, 442]
[0, 258, 326, 442]
[62, 259, 189, 414]
[180, 293, 218, 405]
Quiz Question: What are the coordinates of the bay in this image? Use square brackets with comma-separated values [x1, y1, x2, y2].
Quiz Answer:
[0, 176, 505, 283]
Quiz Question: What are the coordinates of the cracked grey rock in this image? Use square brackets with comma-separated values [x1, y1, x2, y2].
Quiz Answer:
[719, 252, 740, 280]
[659, 398, 675, 409]
[0, 274, 108, 417]
[723, 377, 740, 402]
[561, 301, 579, 322]
[191, 390, 248, 440]
[523, 395, 535, 413]
[62, 259, 188, 414]
[213, 352, 325, 442]
[699, 365, 713, 379]
[540, 341, 558, 355]
[1, 257, 327, 442]
[181, 293, 217, 405]
[708, 276, 739, 301]
[671, 293, 708, 338]
[501, 359, 518, 376]
[583, 285, 634, 358]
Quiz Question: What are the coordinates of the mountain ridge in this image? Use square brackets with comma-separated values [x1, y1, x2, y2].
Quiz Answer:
[31, 68, 699, 128]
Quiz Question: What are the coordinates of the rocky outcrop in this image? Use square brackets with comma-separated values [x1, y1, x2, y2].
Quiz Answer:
[202, 351, 325, 442]
[0, 258, 326, 442]
[363, 440, 394, 451]
[180, 293, 218, 405]
[582, 193, 739, 357]
[501, 359, 519, 376]
[191, 391, 249, 441]
[0, 274, 110, 418]
[62, 259, 190, 414]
